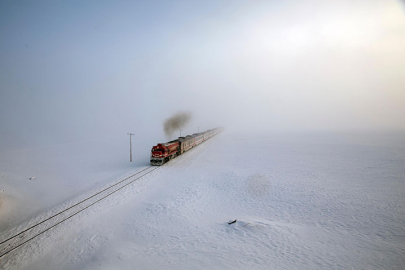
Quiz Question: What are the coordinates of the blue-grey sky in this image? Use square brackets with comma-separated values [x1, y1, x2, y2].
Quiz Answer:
[1, 0, 405, 150]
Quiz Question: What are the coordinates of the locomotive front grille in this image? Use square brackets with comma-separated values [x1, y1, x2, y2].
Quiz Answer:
[150, 158, 164, 166]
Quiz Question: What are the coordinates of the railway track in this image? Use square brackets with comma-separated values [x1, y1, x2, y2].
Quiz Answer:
[0, 165, 159, 259]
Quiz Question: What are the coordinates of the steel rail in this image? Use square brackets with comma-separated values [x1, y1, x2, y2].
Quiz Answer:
[0, 166, 157, 258]
[0, 166, 152, 246]
[0, 131, 222, 259]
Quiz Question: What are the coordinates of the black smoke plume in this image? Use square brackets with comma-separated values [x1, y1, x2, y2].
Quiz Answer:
[164, 112, 192, 138]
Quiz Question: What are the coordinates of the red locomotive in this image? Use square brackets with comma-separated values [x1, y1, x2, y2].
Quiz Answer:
[150, 128, 222, 165]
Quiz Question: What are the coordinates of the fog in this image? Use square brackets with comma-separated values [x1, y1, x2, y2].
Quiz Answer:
[1, 0, 405, 151]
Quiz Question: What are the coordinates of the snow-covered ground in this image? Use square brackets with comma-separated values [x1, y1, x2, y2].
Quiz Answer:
[0, 136, 155, 232]
[1, 131, 405, 269]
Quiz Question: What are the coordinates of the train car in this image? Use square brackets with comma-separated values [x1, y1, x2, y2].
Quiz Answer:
[150, 128, 223, 165]
[178, 135, 194, 154]
[193, 133, 204, 145]
[203, 131, 210, 141]
[150, 140, 179, 165]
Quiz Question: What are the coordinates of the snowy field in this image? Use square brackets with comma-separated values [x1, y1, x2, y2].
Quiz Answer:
[1, 131, 405, 269]
[0, 137, 154, 232]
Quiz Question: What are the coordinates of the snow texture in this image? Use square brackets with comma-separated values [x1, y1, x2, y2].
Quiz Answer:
[1, 131, 405, 269]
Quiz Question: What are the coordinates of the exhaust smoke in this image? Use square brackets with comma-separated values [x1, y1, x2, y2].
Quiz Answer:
[163, 112, 192, 139]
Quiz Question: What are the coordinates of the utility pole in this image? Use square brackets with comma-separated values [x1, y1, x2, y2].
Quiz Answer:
[127, 133, 134, 162]
[198, 127, 199, 133]
[180, 130, 182, 137]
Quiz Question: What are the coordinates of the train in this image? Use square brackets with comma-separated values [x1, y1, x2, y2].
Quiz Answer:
[150, 128, 223, 165]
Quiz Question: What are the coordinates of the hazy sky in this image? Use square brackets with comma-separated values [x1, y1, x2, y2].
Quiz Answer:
[1, 0, 405, 149]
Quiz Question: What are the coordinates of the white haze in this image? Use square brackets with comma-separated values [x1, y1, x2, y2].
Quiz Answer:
[0, 0, 405, 151]
[1, 2, 405, 266]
